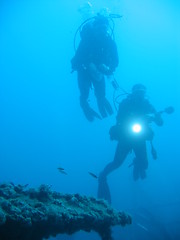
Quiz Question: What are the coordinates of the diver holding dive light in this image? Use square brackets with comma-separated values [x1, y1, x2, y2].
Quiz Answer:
[98, 83, 174, 204]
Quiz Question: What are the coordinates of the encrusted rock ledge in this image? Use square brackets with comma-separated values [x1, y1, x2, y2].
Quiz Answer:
[0, 183, 131, 240]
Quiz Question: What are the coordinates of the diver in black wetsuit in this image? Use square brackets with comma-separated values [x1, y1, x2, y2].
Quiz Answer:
[98, 84, 164, 203]
[71, 14, 119, 122]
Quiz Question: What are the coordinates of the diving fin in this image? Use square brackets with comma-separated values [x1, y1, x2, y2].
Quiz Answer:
[97, 175, 111, 204]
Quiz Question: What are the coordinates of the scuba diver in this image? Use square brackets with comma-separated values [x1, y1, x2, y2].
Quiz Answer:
[71, 12, 119, 122]
[98, 84, 174, 204]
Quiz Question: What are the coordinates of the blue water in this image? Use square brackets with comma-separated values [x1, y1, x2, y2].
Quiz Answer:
[0, 0, 179, 239]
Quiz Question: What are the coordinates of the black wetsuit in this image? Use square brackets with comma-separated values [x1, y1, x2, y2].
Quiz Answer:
[71, 19, 119, 121]
[98, 94, 163, 203]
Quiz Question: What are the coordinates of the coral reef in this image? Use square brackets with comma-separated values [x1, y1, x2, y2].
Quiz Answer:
[0, 183, 131, 240]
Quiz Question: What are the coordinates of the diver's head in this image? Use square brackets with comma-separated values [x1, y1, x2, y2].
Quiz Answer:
[132, 84, 146, 99]
[93, 14, 109, 34]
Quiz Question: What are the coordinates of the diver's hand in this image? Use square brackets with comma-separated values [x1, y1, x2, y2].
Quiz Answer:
[147, 115, 155, 123]
[154, 112, 163, 126]
[147, 113, 163, 126]
[88, 63, 103, 82]
[98, 64, 111, 75]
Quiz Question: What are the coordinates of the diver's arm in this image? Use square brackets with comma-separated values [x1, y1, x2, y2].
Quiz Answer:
[148, 103, 164, 126]
[71, 41, 89, 71]
[98, 38, 119, 75]
[153, 112, 164, 126]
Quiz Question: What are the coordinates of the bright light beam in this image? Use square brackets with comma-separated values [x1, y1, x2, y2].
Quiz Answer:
[132, 123, 142, 133]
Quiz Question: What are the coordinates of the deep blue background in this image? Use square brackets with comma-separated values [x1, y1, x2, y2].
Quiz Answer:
[0, 0, 179, 239]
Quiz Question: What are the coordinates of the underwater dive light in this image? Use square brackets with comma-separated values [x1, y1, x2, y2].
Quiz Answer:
[131, 123, 142, 134]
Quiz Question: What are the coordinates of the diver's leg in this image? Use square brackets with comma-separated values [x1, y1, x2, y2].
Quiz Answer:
[93, 77, 113, 118]
[100, 142, 130, 177]
[132, 157, 140, 181]
[98, 142, 130, 203]
[133, 141, 148, 180]
[78, 70, 101, 121]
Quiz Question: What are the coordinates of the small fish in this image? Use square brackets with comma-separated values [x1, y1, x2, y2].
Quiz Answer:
[57, 167, 65, 171]
[88, 172, 98, 179]
[57, 167, 67, 175]
[60, 170, 67, 175]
